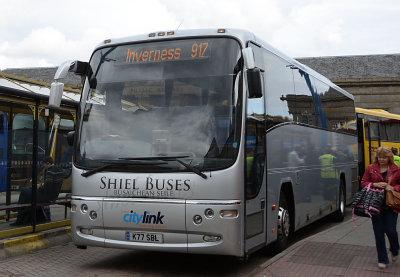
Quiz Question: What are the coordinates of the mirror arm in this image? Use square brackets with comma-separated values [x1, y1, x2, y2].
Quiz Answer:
[49, 60, 88, 108]
[242, 48, 255, 70]
[54, 60, 75, 80]
[54, 60, 88, 80]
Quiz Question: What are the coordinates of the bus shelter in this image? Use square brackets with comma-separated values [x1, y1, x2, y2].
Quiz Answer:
[0, 72, 79, 238]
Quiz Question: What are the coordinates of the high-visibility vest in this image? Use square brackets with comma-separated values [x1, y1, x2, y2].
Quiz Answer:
[246, 156, 254, 178]
[394, 155, 400, 167]
[319, 154, 338, 179]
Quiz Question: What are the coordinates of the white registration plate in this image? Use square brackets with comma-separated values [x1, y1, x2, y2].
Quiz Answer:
[126, 232, 163, 243]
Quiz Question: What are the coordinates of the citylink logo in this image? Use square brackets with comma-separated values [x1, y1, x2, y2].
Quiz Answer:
[123, 211, 165, 225]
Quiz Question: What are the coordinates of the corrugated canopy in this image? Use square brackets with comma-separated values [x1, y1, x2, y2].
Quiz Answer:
[0, 71, 80, 103]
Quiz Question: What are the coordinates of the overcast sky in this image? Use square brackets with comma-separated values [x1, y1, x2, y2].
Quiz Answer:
[1, 0, 399, 70]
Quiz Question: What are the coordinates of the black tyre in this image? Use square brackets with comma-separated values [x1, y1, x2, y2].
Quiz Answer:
[332, 180, 346, 222]
[274, 191, 291, 253]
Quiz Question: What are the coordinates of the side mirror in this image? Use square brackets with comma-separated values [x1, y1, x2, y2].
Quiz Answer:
[49, 60, 88, 109]
[49, 81, 64, 108]
[247, 68, 263, 98]
[67, 131, 75, 146]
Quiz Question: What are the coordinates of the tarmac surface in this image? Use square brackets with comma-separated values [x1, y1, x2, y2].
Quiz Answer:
[0, 209, 399, 276]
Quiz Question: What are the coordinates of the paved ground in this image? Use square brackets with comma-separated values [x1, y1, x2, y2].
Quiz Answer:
[0, 209, 399, 276]
[253, 215, 400, 277]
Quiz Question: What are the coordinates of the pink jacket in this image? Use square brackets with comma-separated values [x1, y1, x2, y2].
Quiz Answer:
[361, 162, 400, 190]
[361, 162, 400, 213]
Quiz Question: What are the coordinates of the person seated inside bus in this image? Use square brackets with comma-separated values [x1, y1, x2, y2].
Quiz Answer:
[10, 156, 64, 226]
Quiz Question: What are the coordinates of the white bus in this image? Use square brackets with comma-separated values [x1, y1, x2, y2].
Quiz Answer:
[49, 29, 358, 258]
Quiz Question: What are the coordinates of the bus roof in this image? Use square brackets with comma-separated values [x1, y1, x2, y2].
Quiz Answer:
[356, 107, 400, 120]
[93, 28, 354, 101]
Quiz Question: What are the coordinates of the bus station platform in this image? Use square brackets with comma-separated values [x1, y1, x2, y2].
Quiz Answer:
[0, 192, 71, 260]
[0, 224, 71, 260]
[252, 210, 400, 277]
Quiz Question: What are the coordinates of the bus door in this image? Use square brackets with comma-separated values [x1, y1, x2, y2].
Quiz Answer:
[244, 104, 266, 252]
[0, 112, 7, 192]
[367, 119, 381, 166]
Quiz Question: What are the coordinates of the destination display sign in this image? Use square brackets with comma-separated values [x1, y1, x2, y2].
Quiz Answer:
[124, 40, 210, 64]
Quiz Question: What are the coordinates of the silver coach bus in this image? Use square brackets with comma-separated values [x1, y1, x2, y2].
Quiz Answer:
[49, 29, 358, 258]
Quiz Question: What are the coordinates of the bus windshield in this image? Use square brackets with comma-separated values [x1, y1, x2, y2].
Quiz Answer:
[76, 38, 243, 172]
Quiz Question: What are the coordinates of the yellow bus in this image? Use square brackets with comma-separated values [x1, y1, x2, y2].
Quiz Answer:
[356, 107, 400, 179]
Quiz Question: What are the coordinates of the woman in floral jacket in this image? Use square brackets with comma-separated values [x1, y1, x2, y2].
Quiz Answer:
[361, 146, 400, 269]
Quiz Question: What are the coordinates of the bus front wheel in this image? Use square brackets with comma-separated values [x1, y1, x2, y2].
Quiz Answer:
[332, 180, 346, 222]
[274, 191, 291, 253]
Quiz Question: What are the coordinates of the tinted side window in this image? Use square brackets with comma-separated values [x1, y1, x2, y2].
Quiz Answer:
[291, 69, 356, 134]
[262, 52, 294, 129]
[292, 69, 318, 126]
[313, 78, 356, 134]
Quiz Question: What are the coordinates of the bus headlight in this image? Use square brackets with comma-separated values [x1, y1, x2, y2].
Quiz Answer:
[89, 211, 97, 220]
[193, 215, 202, 225]
[81, 204, 88, 213]
[204, 208, 214, 218]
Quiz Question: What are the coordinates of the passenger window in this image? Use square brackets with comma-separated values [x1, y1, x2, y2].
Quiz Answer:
[263, 53, 294, 128]
[313, 78, 357, 134]
[292, 69, 318, 126]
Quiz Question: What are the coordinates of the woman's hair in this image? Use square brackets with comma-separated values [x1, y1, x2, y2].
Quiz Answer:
[374, 146, 394, 164]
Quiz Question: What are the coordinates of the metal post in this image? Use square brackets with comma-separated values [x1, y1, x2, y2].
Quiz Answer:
[31, 102, 39, 232]
[6, 106, 12, 220]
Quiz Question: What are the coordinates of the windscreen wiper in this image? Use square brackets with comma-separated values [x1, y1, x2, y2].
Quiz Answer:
[81, 160, 167, 177]
[174, 159, 207, 179]
[119, 156, 208, 179]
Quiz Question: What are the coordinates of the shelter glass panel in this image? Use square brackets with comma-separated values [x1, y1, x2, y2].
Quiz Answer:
[0, 106, 10, 205]
[37, 109, 74, 223]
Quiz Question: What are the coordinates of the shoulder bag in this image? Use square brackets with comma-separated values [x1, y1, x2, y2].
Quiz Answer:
[386, 190, 400, 210]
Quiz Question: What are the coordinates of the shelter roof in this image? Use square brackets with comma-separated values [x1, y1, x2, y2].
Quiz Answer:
[0, 71, 80, 103]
